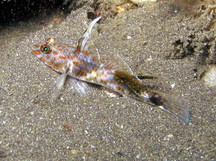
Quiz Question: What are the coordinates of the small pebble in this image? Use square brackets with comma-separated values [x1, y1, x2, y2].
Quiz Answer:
[71, 150, 78, 155]
[203, 66, 216, 87]
[130, 0, 157, 5]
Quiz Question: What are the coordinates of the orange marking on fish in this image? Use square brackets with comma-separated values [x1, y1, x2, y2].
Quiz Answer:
[82, 72, 87, 76]
[40, 58, 45, 62]
[116, 86, 124, 92]
[85, 78, 91, 81]
[58, 64, 63, 67]
[32, 50, 41, 54]
[52, 57, 57, 61]
[83, 51, 88, 55]
[53, 66, 58, 70]
[53, 52, 59, 55]
[103, 73, 108, 77]
[46, 38, 51, 42]
[48, 62, 54, 65]
[76, 46, 81, 52]
[106, 64, 112, 69]
[73, 61, 79, 65]
[100, 80, 107, 85]
[46, 55, 50, 59]
[59, 56, 66, 59]
[92, 67, 97, 72]
[92, 56, 98, 62]
[70, 55, 77, 59]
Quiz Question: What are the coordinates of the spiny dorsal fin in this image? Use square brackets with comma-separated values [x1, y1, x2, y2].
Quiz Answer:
[77, 16, 101, 52]
[99, 49, 135, 75]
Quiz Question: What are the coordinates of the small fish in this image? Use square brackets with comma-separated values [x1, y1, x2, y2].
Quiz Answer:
[32, 17, 189, 123]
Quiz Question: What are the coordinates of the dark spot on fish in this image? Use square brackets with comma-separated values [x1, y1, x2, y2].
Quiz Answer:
[149, 94, 164, 106]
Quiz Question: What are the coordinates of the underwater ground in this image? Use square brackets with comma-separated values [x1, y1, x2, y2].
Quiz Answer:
[0, 0, 215, 160]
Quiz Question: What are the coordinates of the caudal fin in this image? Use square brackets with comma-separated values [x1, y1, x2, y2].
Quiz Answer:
[140, 90, 190, 123]
[158, 100, 190, 123]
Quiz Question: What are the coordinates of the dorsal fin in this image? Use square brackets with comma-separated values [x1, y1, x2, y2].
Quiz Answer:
[99, 49, 135, 75]
[76, 16, 134, 75]
[77, 16, 101, 52]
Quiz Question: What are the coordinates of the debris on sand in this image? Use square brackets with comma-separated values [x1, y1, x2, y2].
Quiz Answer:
[130, 0, 157, 5]
[202, 66, 216, 87]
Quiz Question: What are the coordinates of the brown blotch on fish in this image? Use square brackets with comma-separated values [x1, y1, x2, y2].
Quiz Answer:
[58, 64, 63, 67]
[105, 64, 112, 69]
[92, 56, 98, 62]
[53, 66, 58, 70]
[52, 57, 57, 61]
[34, 44, 40, 48]
[46, 55, 50, 59]
[116, 86, 124, 92]
[100, 80, 107, 85]
[73, 61, 79, 65]
[114, 70, 143, 93]
[81, 72, 87, 76]
[92, 67, 97, 72]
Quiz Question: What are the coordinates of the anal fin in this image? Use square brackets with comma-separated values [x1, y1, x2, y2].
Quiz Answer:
[68, 77, 89, 95]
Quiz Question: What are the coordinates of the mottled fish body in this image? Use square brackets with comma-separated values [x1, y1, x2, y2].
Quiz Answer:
[32, 17, 189, 123]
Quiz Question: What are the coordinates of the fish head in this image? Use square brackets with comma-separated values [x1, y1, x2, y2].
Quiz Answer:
[32, 38, 73, 73]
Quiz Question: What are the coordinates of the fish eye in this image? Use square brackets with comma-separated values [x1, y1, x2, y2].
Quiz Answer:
[43, 47, 49, 51]
[41, 45, 52, 54]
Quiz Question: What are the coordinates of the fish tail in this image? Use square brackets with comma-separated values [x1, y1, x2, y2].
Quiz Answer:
[112, 70, 189, 122]
[140, 90, 190, 123]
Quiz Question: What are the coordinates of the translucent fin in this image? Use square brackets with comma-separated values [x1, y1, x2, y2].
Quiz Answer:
[104, 90, 118, 98]
[140, 90, 190, 123]
[50, 73, 67, 102]
[112, 52, 134, 75]
[100, 49, 135, 75]
[77, 16, 134, 75]
[158, 97, 190, 123]
[77, 16, 101, 52]
[68, 77, 89, 95]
